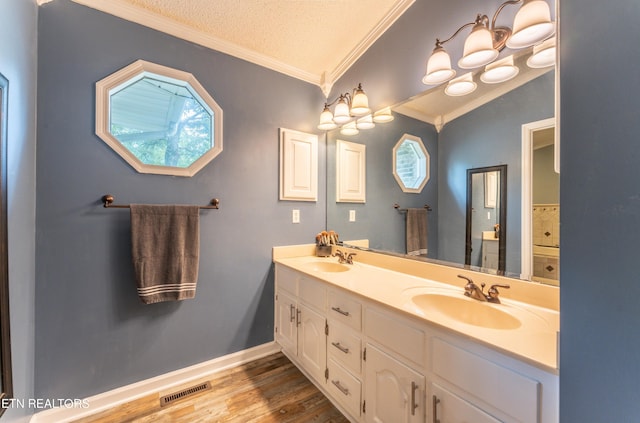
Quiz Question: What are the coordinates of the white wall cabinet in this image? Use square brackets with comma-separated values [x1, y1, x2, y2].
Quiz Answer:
[274, 263, 558, 423]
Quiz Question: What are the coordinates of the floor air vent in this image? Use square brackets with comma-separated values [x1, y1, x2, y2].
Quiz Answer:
[160, 381, 212, 407]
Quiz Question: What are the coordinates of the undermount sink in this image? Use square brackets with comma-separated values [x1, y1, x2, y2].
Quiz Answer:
[411, 293, 521, 330]
[301, 261, 351, 273]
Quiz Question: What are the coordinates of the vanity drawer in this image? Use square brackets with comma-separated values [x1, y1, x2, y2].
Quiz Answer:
[432, 338, 540, 423]
[275, 265, 298, 295]
[327, 358, 362, 418]
[328, 320, 362, 375]
[328, 290, 362, 330]
[299, 275, 326, 311]
[365, 306, 424, 368]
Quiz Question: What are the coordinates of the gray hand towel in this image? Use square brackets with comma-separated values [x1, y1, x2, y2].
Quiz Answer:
[130, 204, 200, 304]
[406, 208, 428, 256]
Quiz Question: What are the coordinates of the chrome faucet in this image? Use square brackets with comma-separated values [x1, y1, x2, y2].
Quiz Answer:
[457, 275, 510, 304]
[332, 249, 356, 264]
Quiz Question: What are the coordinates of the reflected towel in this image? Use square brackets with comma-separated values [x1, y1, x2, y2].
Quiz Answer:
[130, 204, 200, 304]
[406, 208, 428, 256]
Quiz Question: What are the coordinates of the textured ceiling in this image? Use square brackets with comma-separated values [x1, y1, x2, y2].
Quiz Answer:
[72, 0, 415, 94]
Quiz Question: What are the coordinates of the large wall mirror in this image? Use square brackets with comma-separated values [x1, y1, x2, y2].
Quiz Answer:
[326, 44, 558, 286]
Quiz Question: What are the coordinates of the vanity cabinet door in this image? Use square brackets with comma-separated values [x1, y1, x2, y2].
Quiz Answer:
[431, 383, 501, 423]
[276, 289, 298, 356]
[364, 344, 425, 423]
[298, 303, 327, 384]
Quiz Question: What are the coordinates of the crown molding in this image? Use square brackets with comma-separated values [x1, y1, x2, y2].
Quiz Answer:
[326, 0, 415, 88]
[71, 0, 414, 95]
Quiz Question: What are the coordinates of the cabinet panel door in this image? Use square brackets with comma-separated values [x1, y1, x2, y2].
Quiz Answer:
[299, 304, 327, 384]
[432, 383, 501, 423]
[276, 290, 297, 356]
[364, 344, 424, 423]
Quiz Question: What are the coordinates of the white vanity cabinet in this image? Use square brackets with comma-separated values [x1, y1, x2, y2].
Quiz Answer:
[275, 265, 327, 385]
[326, 289, 364, 418]
[273, 262, 558, 423]
[431, 383, 501, 423]
[364, 344, 425, 423]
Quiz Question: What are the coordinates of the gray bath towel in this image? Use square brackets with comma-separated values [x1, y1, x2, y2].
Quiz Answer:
[130, 204, 200, 304]
[406, 208, 428, 256]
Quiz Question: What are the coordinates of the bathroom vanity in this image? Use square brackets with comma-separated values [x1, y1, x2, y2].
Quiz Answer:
[273, 244, 559, 423]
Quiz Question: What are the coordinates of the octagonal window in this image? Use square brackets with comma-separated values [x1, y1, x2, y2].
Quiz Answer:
[393, 134, 430, 193]
[96, 60, 222, 177]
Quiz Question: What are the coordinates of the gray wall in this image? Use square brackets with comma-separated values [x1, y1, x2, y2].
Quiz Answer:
[0, 0, 38, 421]
[560, 0, 640, 420]
[35, 0, 324, 400]
[437, 72, 555, 274]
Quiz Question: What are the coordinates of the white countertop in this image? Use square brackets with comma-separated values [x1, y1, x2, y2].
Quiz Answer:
[274, 255, 559, 373]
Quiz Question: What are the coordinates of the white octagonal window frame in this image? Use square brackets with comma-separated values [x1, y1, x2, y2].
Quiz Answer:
[96, 60, 223, 177]
[392, 133, 430, 193]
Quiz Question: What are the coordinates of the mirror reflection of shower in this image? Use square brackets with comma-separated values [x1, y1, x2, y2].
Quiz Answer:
[531, 126, 559, 285]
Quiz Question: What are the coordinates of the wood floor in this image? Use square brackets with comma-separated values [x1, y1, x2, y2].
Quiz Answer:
[72, 352, 349, 423]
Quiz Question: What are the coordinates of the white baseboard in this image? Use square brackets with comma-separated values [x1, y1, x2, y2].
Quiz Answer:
[30, 341, 280, 423]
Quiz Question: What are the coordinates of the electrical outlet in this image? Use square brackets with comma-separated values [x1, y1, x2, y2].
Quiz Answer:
[349, 210, 356, 222]
[292, 209, 300, 223]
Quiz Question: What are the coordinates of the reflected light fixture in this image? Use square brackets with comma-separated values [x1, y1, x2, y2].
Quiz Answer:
[422, 0, 555, 94]
[445, 73, 477, 97]
[373, 107, 394, 123]
[340, 121, 359, 136]
[481, 55, 520, 84]
[356, 114, 375, 130]
[526, 36, 556, 68]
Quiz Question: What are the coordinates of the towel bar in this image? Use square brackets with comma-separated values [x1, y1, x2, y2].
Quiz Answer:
[101, 194, 220, 209]
[393, 203, 432, 212]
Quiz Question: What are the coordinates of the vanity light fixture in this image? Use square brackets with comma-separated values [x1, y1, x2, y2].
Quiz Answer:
[317, 83, 370, 130]
[422, 0, 555, 93]
[318, 83, 395, 133]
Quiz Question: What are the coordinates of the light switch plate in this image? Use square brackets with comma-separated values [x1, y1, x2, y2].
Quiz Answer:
[292, 209, 300, 223]
[349, 210, 356, 222]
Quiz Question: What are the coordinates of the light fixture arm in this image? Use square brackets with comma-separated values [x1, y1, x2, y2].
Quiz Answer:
[434, 19, 477, 48]
[323, 92, 351, 110]
[491, 0, 522, 30]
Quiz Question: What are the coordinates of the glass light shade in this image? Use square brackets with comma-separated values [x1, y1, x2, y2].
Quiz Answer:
[333, 97, 351, 124]
[445, 73, 477, 96]
[340, 122, 359, 136]
[317, 106, 337, 130]
[422, 46, 456, 85]
[527, 37, 556, 68]
[356, 115, 375, 130]
[458, 24, 499, 69]
[480, 56, 519, 84]
[373, 107, 394, 123]
[350, 85, 370, 116]
[507, 0, 555, 49]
